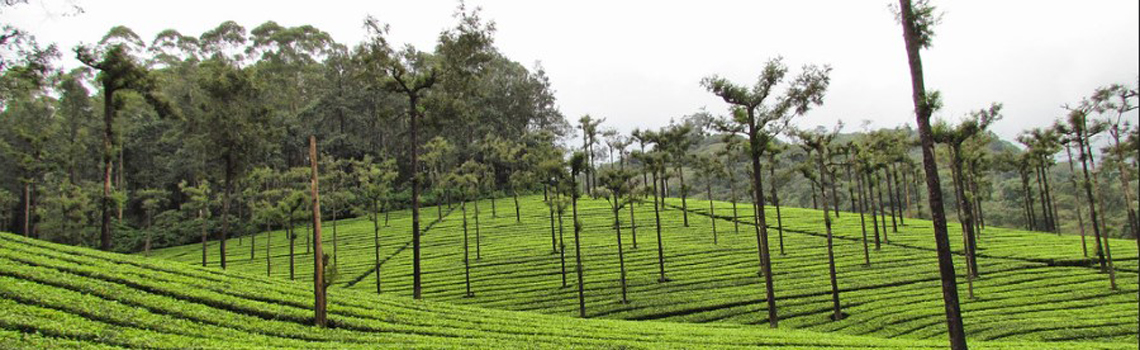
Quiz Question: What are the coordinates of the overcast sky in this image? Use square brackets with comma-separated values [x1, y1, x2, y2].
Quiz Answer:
[7, 0, 1138, 142]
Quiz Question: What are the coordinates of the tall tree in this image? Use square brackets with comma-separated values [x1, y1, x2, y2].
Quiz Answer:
[933, 103, 1001, 279]
[702, 57, 831, 327]
[76, 26, 173, 251]
[569, 151, 588, 317]
[353, 156, 398, 294]
[136, 188, 168, 256]
[895, 0, 968, 348]
[599, 168, 635, 303]
[793, 124, 845, 321]
[308, 136, 328, 327]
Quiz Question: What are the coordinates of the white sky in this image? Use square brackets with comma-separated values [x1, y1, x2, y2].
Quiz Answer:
[6, 0, 1139, 142]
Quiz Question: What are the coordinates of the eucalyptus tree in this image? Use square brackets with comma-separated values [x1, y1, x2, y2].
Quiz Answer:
[0, 70, 55, 238]
[0, 189, 14, 232]
[792, 124, 844, 321]
[190, 56, 273, 269]
[694, 155, 724, 244]
[716, 135, 748, 235]
[449, 160, 485, 297]
[765, 141, 789, 255]
[422, 136, 456, 220]
[358, 6, 495, 299]
[76, 26, 175, 251]
[179, 180, 212, 267]
[353, 156, 398, 294]
[842, 142, 872, 266]
[1091, 83, 1138, 246]
[640, 133, 673, 283]
[661, 122, 696, 227]
[319, 154, 352, 267]
[703, 58, 831, 327]
[599, 168, 635, 303]
[136, 188, 168, 256]
[578, 115, 604, 195]
[895, 0, 968, 347]
[1061, 103, 1116, 290]
[569, 151, 588, 317]
[1054, 130, 1091, 257]
[932, 103, 1000, 280]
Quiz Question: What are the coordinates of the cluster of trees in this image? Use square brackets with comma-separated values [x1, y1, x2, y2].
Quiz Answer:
[0, 5, 567, 260]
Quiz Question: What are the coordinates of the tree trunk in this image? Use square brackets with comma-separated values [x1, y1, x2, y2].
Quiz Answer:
[462, 201, 473, 297]
[629, 191, 638, 249]
[876, 171, 889, 240]
[548, 187, 557, 254]
[100, 86, 114, 251]
[266, 222, 271, 277]
[23, 183, 30, 237]
[572, 180, 586, 318]
[117, 147, 124, 222]
[948, 146, 977, 295]
[220, 157, 234, 270]
[730, 174, 739, 234]
[1078, 130, 1108, 271]
[708, 182, 717, 245]
[1064, 145, 1090, 257]
[475, 196, 481, 260]
[558, 204, 567, 288]
[200, 209, 207, 267]
[892, 163, 905, 226]
[410, 97, 423, 300]
[769, 165, 785, 256]
[652, 170, 669, 282]
[899, 0, 969, 346]
[289, 222, 295, 280]
[855, 164, 871, 266]
[809, 180, 819, 210]
[1083, 135, 1116, 289]
[514, 189, 521, 223]
[815, 151, 843, 321]
[613, 201, 628, 303]
[309, 136, 327, 327]
[886, 166, 899, 232]
[1034, 165, 1051, 232]
[374, 200, 382, 294]
[867, 172, 882, 250]
[679, 166, 689, 227]
[1042, 166, 1059, 234]
[745, 113, 777, 328]
[829, 167, 841, 217]
[1021, 170, 1037, 231]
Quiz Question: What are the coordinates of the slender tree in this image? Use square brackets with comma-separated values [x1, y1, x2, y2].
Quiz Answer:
[599, 168, 635, 303]
[569, 151, 588, 317]
[793, 124, 844, 321]
[895, 0, 968, 348]
[76, 27, 174, 251]
[308, 136, 328, 327]
[703, 57, 832, 328]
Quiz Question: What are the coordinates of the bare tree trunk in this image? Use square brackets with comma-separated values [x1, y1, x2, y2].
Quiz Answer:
[816, 150, 843, 321]
[886, 166, 899, 232]
[867, 172, 882, 250]
[558, 204, 567, 288]
[462, 201, 473, 297]
[1083, 138, 1116, 289]
[613, 201, 628, 303]
[410, 97, 423, 300]
[548, 186, 557, 254]
[220, 157, 234, 270]
[629, 191, 638, 249]
[679, 166, 689, 227]
[730, 174, 739, 234]
[100, 87, 115, 251]
[1064, 145, 1090, 257]
[708, 182, 717, 244]
[652, 170, 669, 282]
[23, 183, 30, 237]
[769, 165, 785, 256]
[200, 209, 207, 267]
[572, 180, 586, 318]
[745, 116, 777, 328]
[898, 0, 969, 346]
[855, 164, 871, 266]
[309, 136, 327, 327]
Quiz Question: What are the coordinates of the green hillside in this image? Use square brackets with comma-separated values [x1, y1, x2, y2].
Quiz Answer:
[149, 195, 1139, 345]
[9, 232, 1132, 349]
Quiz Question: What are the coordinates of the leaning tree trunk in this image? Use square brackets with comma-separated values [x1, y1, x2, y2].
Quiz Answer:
[899, 0, 969, 346]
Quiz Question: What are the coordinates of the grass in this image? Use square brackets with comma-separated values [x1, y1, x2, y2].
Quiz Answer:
[145, 194, 1139, 346]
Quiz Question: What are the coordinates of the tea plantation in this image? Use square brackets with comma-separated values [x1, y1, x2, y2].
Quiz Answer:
[140, 195, 1139, 347]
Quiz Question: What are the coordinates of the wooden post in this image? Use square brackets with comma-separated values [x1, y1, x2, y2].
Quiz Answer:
[309, 136, 327, 327]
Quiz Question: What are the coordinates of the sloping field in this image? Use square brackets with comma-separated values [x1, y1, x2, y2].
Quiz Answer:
[8, 232, 1128, 349]
[149, 194, 1139, 345]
